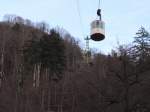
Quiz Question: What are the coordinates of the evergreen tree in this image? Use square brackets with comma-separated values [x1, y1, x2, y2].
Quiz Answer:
[132, 27, 150, 72]
[133, 27, 150, 62]
[23, 29, 66, 80]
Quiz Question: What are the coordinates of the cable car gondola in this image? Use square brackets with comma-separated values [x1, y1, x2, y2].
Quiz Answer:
[90, 8, 105, 41]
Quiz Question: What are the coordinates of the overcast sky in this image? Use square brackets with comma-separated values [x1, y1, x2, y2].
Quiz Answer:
[0, 0, 150, 54]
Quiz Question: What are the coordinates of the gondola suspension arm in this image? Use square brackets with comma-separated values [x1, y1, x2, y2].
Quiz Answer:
[97, 0, 102, 20]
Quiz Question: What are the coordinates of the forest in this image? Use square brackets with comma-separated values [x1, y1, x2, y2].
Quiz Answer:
[0, 15, 150, 112]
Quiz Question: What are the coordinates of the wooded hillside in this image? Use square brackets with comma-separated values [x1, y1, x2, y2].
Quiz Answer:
[0, 15, 150, 112]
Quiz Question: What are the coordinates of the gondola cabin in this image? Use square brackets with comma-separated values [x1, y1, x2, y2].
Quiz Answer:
[90, 20, 105, 41]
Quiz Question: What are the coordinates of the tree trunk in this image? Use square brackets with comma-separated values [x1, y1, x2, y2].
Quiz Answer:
[124, 87, 129, 112]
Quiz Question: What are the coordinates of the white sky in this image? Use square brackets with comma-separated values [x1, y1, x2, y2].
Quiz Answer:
[0, 0, 150, 54]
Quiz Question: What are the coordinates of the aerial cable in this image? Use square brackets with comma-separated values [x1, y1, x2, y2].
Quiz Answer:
[98, 0, 101, 9]
[75, 0, 85, 37]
